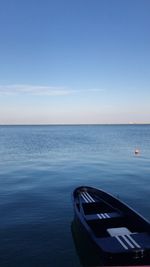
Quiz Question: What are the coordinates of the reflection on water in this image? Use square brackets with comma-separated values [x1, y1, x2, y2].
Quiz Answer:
[71, 219, 105, 267]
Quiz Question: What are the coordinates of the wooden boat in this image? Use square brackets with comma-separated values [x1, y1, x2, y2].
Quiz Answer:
[73, 186, 150, 266]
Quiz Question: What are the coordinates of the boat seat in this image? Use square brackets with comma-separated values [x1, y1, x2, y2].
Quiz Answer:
[96, 232, 150, 253]
[107, 227, 131, 236]
[106, 227, 145, 250]
[80, 191, 97, 203]
[85, 211, 122, 221]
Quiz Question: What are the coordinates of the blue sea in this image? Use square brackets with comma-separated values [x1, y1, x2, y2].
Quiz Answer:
[0, 125, 150, 267]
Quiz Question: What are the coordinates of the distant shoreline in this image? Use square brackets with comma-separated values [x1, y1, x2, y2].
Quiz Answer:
[0, 123, 150, 126]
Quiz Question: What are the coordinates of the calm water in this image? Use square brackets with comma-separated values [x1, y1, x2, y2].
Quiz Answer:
[0, 125, 150, 267]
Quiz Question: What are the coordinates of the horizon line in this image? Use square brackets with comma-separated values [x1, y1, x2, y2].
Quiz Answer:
[0, 123, 150, 126]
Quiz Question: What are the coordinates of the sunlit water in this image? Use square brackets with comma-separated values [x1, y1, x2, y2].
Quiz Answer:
[0, 125, 150, 267]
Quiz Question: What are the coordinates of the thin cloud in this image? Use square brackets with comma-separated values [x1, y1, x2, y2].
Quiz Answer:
[0, 84, 105, 96]
[0, 84, 71, 96]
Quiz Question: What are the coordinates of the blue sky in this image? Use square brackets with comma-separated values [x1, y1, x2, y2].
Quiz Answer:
[0, 0, 150, 124]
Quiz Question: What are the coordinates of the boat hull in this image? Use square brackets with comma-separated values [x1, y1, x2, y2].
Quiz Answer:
[72, 186, 150, 266]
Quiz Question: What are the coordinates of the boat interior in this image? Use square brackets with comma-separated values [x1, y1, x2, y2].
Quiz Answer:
[74, 188, 150, 263]
[76, 189, 150, 240]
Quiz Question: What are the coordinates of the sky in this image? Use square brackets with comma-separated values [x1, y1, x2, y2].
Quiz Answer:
[0, 0, 150, 124]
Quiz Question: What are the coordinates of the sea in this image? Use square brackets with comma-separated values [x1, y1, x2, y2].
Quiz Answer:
[0, 125, 150, 267]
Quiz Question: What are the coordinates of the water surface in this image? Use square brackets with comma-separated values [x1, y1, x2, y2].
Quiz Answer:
[0, 125, 150, 266]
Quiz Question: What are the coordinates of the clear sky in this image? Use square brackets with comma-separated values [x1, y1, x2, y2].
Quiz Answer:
[0, 0, 150, 124]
